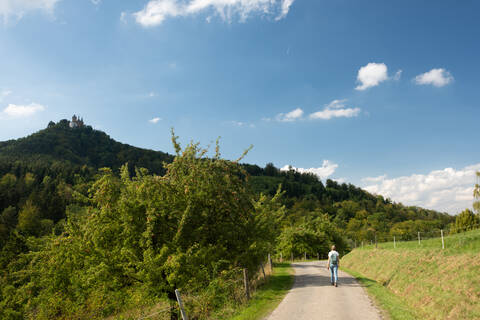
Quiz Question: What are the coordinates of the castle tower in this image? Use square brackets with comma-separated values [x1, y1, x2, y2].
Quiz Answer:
[69, 114, 84, 128]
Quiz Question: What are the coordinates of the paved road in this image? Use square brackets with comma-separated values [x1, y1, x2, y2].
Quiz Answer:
[266, 261, 382, 320]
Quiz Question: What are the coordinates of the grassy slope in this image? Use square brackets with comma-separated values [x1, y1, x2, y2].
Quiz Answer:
[341, 229, 480, 320]
[226, 263, 294, 320]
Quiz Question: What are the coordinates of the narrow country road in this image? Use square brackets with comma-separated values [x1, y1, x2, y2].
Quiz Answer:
[266, 261, 382, 320]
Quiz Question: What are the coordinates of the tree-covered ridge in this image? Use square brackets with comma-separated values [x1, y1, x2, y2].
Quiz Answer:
[0, 120, 454, 252]
[0, 119, 173, 176]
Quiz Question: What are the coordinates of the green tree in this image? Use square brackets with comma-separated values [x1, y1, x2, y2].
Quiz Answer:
[452, 209, 479, 233]
[17, 201, 41, 236]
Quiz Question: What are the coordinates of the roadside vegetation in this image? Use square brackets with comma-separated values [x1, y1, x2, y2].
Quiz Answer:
[227, 262, 294, 320]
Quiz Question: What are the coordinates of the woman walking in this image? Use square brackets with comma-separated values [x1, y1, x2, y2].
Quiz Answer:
[327, 245, 340, 287]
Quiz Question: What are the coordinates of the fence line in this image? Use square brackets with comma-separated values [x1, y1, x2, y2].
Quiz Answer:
[355, 222, 480, 249]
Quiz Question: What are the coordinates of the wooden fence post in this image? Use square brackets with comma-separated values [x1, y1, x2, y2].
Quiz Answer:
[394, 236, 396, 249]
[317, 252, 319, 260]
[175, 289, 189, 320]
[280, 252, 283, 262]
[261, 263, 266, 280]
[243, 268, 250, 300]
[375, 233, 377, 248]
[304, 252, 307, 261]
[418, 232, 421, 245]
[441, 229, 445, 249]
[291, 253, 293, 262]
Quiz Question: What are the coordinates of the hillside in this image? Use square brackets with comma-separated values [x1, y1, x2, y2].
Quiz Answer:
[0, 119, 173, 176]
[0, 119, 454, 242]
[341, 229, 480, 319]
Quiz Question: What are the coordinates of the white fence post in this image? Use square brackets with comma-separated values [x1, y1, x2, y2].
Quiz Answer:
[394, 236, 396, 249]
[441, 229, 445, 249]
[418, 232, 421, 245]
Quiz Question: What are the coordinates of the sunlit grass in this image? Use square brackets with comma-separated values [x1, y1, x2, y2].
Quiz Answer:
[226, 263, 294, 320]
[342, 267, 418, 320]
[342, 229, 480, 320]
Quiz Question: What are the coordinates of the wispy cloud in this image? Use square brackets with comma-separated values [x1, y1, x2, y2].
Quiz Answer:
[224, 120, 255, 128]
[414, 68, 453, 87]
[355, 62, 389, 91]
[281, 160, 339, 180]
[149, 117, 162, 123]
[274, 107, 303, 122]
[362, 164, 480, 214]
[133, 0, 295, 27]
[2, 103, 45, 117]
[265, 100, 361, 123]
[309, 99, 360, 120]
[0, 0, 62, 23]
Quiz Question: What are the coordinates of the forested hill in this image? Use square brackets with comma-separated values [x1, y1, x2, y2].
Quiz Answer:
[0, 119, 454, 244]
[0, 119, 173, 176]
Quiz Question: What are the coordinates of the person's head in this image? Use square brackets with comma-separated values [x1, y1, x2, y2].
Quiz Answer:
[331, 245, 336, 251]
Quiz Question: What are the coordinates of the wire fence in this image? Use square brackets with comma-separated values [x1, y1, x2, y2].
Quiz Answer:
[353, 221, 480, 250]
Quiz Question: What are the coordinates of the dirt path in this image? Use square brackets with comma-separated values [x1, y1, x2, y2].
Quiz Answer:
[266, 261, 382, 320]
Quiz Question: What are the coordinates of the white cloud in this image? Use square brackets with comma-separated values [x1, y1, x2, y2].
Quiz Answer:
[0, 0, 62, 23]
[91, 0, 101, 5]
[148, 91, 157, 97]
[355, 62, 389, 91]
[414, 68, 453, 87]
[281, 160, 339, 180]
[275, 107, 303, 122]
[362, 164, 480, 214]
[3, 103, 45, 117]
[309, 99, 360, 120]
[133, 0, 295, 27]
[276, 0, 294, 21]
[149, 117, 162, 123]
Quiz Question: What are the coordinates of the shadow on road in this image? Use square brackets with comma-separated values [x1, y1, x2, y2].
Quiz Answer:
[290, 263, 362, 288]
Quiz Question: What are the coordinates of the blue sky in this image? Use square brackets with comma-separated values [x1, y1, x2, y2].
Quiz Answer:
[0, 0, 479, 214]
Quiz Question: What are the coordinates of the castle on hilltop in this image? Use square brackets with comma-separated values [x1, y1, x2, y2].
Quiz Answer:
[69, 115, 84, 128]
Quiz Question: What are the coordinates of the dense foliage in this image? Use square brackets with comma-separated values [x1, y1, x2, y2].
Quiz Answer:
[0, 120, 461, 319]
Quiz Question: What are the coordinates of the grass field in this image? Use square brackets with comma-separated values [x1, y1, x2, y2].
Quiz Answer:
[342, 229, 480, 320]
[226, 263, 294, 320]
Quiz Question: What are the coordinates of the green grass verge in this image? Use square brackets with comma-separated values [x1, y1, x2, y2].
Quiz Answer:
[226, 263, 294, 320]
[341, 267, 418, 320]
[341, 229, 480, 319]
